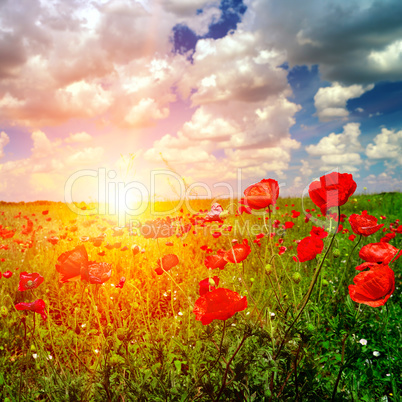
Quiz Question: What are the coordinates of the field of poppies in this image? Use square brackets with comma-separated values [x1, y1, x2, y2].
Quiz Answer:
[0, 172, 401, 401]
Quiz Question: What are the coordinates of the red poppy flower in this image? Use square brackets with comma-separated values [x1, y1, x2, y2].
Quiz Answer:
[193, 288, 247, 325]
[81, 261, 112, 284]
[310, 226, 328, 239]
[204, 252, 228, 270]
[3, 270, 12, 278]
[359, 242, 401, 264]
[291, 210, 300, 218]
[15, 299, 47, 321]
[47, 236, 59, 245]
[238, 205, 252, 215]
[381, 232, 396, 243]
[131, 244, 141, 256]
[90, 236, 104, 247]
[242, 179, 279, 209]
[278, 246, 287, 255]
[140, 219, 175, 239]
[42, 210, 49, 215]
[18, 272, 44, 291]
[115, 276, 126, 288]
[199, 276, 219, 296]
[0, 227, 15, 239]
[55, 245, 88, 283]
[297, 236, 324, 262]
[349, 210, 384, 236]
[308, 172, 357, 215]
[284, 221, 295, 229]
[349, 234, 357, 241]
[349, 265, 395, 307]
[224, 239, 251, 263]
[355, 261, 380, 271]
[155, 254, 179, 275]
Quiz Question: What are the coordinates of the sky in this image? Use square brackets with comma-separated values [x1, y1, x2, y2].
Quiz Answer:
[0, 0, 401, 207]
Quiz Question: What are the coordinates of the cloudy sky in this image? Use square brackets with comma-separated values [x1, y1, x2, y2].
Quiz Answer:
[0, 0, 401, 204]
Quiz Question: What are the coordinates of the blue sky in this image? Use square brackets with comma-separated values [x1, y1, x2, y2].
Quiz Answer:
[0, 0, 401, 203]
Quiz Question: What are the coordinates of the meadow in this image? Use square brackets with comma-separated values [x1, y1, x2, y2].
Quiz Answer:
[0, 174, 401, 401]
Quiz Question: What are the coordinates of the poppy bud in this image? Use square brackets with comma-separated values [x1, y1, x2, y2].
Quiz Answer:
[220, 210, 229, 219]
[322, 279, 329, 286]
[292, 272, 301, 284]
[306, 323, 315, 332]
[75, 326, 81, 335]
[208, 277, 216, 287]
[265, 264, 273, 274]
[332, 248, 341, 258]
[116, 328, 126, 341]
[0, 306, 8, 318]
[30, 344, 36, 352]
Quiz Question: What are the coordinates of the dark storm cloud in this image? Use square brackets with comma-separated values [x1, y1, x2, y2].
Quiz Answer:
[251, 0, 402, 84]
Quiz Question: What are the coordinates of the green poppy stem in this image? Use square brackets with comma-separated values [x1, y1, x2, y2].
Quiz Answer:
[336, 234, 362, 297]
[274, 206, 341, 361]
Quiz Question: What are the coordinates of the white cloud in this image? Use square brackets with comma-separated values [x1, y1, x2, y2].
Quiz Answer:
[65, 132, 92, 143]
[66, 147, 105, 166]
[363, 172, 402, 192]
[56, 80, 112, 116]
[179, 30, 289, 105]
[368, 39, 402, 73]
[321, 152, 362, 167]
[366, 127, 402, 166]
[144, 28, 301, 184]
[314, 82, 374, 121]
[0, 93, 25, 108]
[300, 159, 313, 177]
[306, 122, 362, 156]
[31, 130, 55, 158]
[0, 132, 10, 159]
[181, 5, 222, 36]
[305, 123, 364, 173]
[125, 98, 170, 127]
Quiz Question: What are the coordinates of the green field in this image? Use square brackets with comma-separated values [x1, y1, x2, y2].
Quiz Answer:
[0, 187, 401, 401]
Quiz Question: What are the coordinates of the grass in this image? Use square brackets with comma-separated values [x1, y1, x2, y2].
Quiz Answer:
[0, 191, 401, 401]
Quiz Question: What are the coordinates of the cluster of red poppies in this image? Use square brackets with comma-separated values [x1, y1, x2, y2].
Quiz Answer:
[55, 244, 115, 285]
[192, 180, 281, 325]
[14, 272, 47, 321]
[1, 171, 400, 329]
[306, 172, 400, 307]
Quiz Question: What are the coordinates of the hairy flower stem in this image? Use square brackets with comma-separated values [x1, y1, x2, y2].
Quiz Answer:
[331, 333, 349, 401]
[155, 238, 190, 306]
[335, 234, 362, 297]
[215, 332, 248, 402]
[238, 212, 285, 314]
[269, 207, 340, 399]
